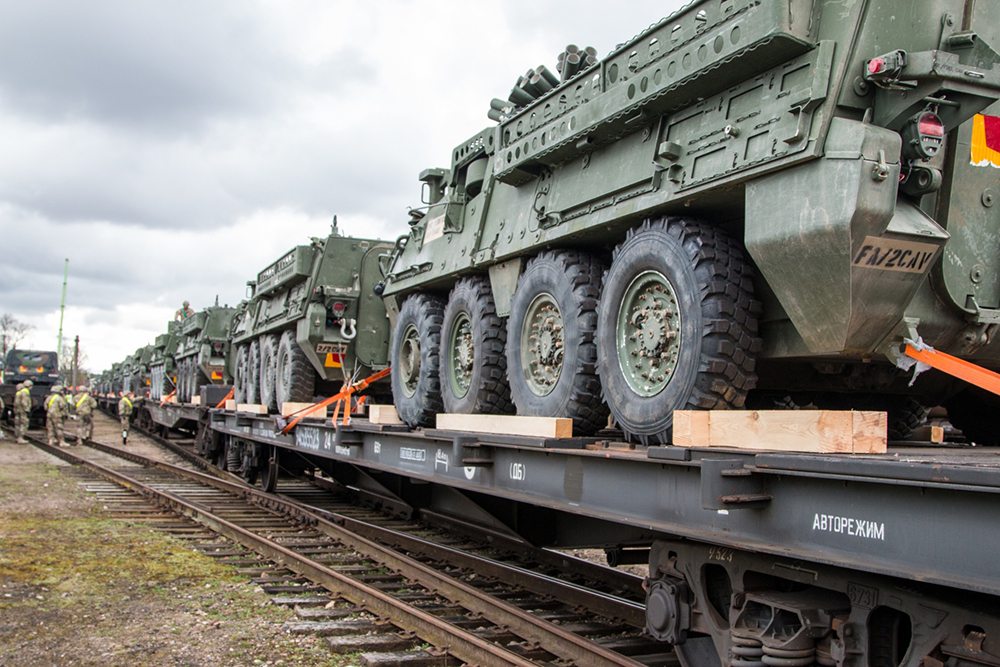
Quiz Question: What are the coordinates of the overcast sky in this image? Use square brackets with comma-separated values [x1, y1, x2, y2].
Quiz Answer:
[0, 0, 686, 371]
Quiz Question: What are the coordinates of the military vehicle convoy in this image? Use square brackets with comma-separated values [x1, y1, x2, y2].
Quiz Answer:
[174, 305, 237, 403]
[380, 0, 1000, 444]
[231, 222, 394, 411]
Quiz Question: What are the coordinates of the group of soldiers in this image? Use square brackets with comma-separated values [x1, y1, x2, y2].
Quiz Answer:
[6, 381, 134, 447]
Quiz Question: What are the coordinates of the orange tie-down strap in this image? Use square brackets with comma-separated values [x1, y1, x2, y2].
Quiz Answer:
[904, 344, 1000, 396]
[278, 367, 391, 435]
[214, 387, 235, 409]
[159, 389, 177, 407]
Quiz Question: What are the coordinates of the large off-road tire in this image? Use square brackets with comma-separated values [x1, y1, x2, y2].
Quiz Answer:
[391, 293, 446, 428]
[180, 359, 192, 403]
[259, 334, 280, 412]
[247, 339, 262, 405]
[507, 250, 609, 434]
[233, 345, 249, 403]
[597, 218, 761, 445]
[275, 329, 315, 407]
[440, 276, 514, 415]
[944, 386, 1000, 446]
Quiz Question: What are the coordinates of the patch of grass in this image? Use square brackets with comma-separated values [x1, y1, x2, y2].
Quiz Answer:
[0, 517, 241, 598]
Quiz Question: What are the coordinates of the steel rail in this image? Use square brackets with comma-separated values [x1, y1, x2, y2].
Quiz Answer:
[32, 434, 649, 667]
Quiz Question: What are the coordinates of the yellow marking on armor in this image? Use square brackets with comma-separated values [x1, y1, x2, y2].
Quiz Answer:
[325, 353, 342, 368]
[971, 114, 1000, 167]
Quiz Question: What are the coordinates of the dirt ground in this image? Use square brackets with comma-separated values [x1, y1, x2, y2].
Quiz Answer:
[0, 413, 353, 667]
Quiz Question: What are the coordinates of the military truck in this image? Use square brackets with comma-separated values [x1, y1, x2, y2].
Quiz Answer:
[0, 349, 60, 423]
[148, 322, 182, 400]
[231, 221, 394, 411]
[380, 0, 1000, 444]
[174, 305, 237, 403]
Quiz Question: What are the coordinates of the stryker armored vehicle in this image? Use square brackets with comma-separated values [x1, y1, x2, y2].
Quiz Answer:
[149, 322, 182, 400]
[121, 345, 152, 397]
[381, 0, 1000, 444]
[231, 221, 393, 411]
[174, 305, 237, 403]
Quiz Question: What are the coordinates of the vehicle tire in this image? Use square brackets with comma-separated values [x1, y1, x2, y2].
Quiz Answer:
[944, 386, 1000, 446]
[180, 359, 191, 403]
[596, 218, 761, 445]
[440, 276, 514, 415]
[233, 345, 249, 403]
[247, 339, 261, 405]
[507, 250, 609, 434]
[391, 293, 446, 427]
[259, 334, 279, 412]
[276, 329, 315, 407]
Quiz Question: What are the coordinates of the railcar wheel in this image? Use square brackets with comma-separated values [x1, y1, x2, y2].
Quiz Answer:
[259, 334, 279, 412]
[391, 293, 446, 427]
[247, 339, 262, 405]
[597, 218, 761, 444]
[275, 330, 315, 407]
[233, 345, 249, 403]
[440, 277, 514, 415]
[507, 250, 609, 434]
[261, 445, 279, 493]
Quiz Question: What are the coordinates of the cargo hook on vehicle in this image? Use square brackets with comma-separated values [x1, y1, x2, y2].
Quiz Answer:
[340, 318, 357, 340]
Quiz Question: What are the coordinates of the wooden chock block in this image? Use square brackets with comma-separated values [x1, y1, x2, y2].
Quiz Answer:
[369, 404, 404, 425]
[905, 424, 945, 443]
[224, 399, 237, 412]
[672, 410, 887, 454]
[281, 402, 328, 419]
[237, 403, 268, 415]
[436, 413, 573, 439]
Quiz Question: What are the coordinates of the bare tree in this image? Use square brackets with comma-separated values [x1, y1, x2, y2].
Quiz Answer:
[0, 313, 33, 358]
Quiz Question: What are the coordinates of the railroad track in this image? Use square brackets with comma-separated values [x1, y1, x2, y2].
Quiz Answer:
[19, 429, 673, 667]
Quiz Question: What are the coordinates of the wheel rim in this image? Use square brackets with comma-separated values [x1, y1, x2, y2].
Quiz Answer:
[617, 270, 681, 397]
[399, 323, 421, 398]
[447, 312, 474, 399]
[521, 292, 563, 397]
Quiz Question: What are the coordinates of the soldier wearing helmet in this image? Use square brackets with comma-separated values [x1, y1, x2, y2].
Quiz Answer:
[44, 385, 68, 447]
[14, 379, 33, 443]
[73, 385, 98, 445]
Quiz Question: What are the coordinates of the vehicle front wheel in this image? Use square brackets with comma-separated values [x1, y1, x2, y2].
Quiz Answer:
[233, 345, 249, 403]
[596, 218, 761, 444]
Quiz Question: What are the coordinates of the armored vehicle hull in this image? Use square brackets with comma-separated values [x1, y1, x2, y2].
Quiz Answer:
[231, 227, 393, 411]
[149, 322, 182, 400]
[382, 0, 1000, 444]
[174, 305, 236, 403]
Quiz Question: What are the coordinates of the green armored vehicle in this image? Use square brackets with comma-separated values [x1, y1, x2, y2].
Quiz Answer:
[231, 221, 393, 411]
[122, 345, 152, 398]
[381, 0, 1000, 443]
[149, 322, 182, 400]
[174, 305, 237, 403]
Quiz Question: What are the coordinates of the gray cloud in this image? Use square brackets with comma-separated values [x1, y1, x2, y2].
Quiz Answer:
[0, 0, 685, 369]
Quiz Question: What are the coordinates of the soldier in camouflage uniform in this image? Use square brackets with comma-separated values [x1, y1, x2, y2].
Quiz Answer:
[73, 385, 98, 445]
[14, 380, 33, 443]
[118, 392, 134, 445]
[44, 385, 68, 447]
